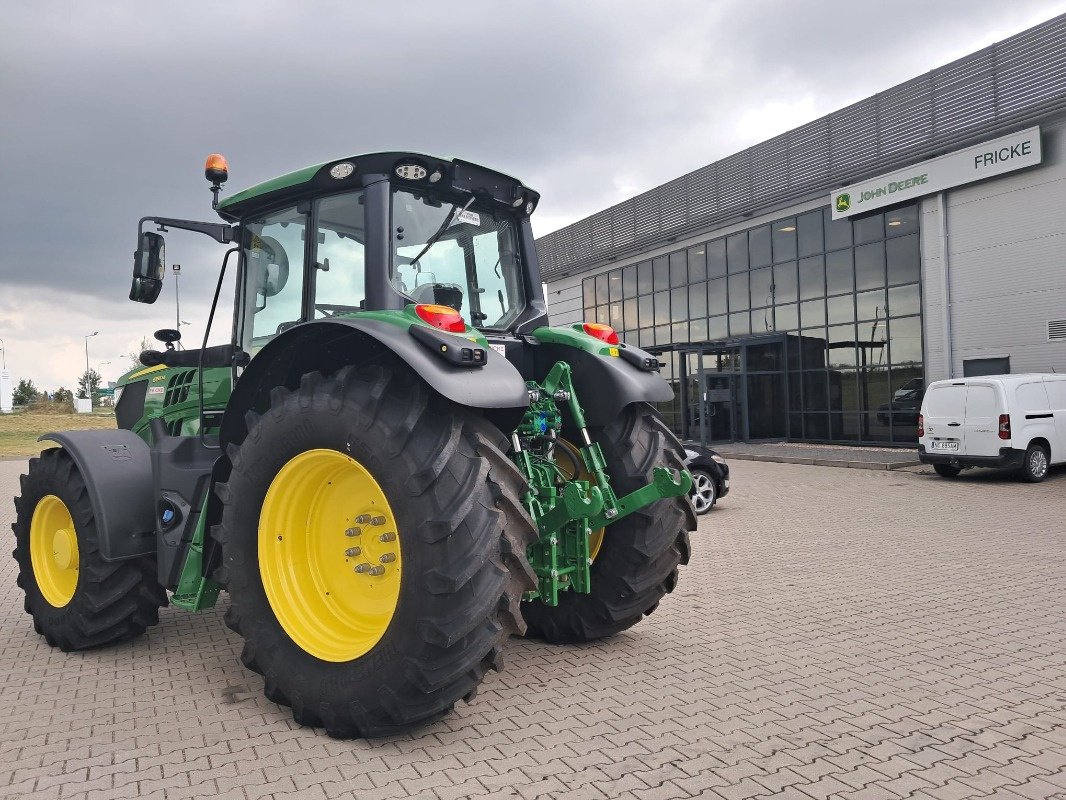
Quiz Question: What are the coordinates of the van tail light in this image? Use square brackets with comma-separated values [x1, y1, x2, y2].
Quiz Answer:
[998, 414, 1011, 440]
[917, 414, 924, 438]
[415, 304, 466, 333]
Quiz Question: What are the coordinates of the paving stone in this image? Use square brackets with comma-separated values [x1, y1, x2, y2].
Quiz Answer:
[0, 459, 1064, 800]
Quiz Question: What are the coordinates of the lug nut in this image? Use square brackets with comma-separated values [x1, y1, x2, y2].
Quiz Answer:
[378, 532, 396, 542]
[370, 515, 386, 526]
[354, 564, 371, 573]
[345, 547, 361, 557]
[368, 565, 385, 576]
[355, 514, 372, 524]
[379, 553, 396, 564]
[345, 527, 361, 537]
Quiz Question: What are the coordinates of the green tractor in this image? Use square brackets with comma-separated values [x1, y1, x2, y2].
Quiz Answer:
[12, 152, 696, 737]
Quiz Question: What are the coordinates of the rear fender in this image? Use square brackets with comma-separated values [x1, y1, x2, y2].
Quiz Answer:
[531, 328, 673, 427]
[38, 430, 156, 561]
[220, 317, 530, 448]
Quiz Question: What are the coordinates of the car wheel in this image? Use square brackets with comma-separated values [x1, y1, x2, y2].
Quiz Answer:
[690, 468, 717, 514]
[1018, 443, 1050, 483]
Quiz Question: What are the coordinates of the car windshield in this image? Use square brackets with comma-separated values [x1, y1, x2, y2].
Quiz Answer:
[391, 188, 525, 329]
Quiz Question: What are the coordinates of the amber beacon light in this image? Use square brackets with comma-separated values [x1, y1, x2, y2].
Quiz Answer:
[205, 153, 229, 207]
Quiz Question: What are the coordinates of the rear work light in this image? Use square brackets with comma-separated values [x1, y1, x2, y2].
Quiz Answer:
[917, 414, 924, 438]
[415, 304, 466, 333]
[582, 322, 619, 345]
[998, 414, 1011, 440]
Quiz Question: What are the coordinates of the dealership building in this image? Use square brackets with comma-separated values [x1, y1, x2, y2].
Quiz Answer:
[535, 15, 1066, 447]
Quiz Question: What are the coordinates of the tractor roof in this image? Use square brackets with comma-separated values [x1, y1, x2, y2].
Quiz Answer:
[215, 151, 536, 221]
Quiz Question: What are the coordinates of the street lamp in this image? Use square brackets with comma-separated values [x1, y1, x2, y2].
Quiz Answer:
[84, 331, 98, 377]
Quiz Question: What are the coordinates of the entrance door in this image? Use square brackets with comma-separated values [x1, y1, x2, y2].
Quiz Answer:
[695, 351, 736, 445]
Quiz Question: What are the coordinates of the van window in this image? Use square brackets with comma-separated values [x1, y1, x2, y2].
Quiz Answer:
[965, 385, 998, 418]
[1017, 382, 1050, 411]
[925, 385, 965, 417]
[1045, 379, 1066, 408]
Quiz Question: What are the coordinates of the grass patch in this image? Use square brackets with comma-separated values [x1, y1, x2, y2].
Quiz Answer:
[0, 410, 117, 458]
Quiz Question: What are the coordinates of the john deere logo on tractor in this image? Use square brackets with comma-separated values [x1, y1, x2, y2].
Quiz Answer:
[835, 193, 851, 213]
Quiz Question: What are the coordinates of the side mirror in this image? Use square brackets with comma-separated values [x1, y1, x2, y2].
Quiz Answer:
[130, 232, 165, 303]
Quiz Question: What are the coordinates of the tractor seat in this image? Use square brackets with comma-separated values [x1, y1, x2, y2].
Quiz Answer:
[410, 282, 464, 313]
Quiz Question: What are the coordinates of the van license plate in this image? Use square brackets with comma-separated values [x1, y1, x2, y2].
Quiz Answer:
[930, 440, 959, 452]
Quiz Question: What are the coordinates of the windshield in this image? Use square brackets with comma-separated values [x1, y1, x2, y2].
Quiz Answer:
[391, 188, 525, 329]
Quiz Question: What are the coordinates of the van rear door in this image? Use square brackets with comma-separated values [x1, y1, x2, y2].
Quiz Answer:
[924, 383, 966, 453]
[962, 382, 1002, 457]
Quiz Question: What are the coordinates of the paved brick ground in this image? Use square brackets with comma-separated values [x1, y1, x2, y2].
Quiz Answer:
[1, 457, 1064, 800]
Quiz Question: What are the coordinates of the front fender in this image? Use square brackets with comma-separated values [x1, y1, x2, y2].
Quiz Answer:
[38, 430, 156, 561]
[220, 317, 530, 448]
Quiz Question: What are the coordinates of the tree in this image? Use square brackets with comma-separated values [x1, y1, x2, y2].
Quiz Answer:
[77, 368, 102, 401]
[127, 335, 154, 372]
[52, 387, 74, 409]
[12, 379, 39, 406]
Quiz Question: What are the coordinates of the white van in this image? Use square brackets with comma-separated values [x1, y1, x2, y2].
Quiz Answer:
[918, 374, 1066, 482]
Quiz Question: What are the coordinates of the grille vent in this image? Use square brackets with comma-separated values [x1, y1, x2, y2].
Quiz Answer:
[163, 370, 196, 406]
[1049, 319, 1066, 342]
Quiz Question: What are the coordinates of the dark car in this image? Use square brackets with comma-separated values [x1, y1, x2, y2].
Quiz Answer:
[876, 377, 925, 426]
[682, 443, 730, 514]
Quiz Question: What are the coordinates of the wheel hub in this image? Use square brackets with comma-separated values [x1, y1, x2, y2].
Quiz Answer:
[29, 494, 80, 608]
[259, 449, 403, 662]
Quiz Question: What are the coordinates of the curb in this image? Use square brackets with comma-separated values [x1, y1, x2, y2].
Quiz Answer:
[712, 452, 919, 471]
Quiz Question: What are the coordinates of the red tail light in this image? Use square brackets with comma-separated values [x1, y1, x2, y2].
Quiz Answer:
[582, 322, 619, 345]
[917, 414, 924, 438]
[415, 304, 466, 333]
[998, 414, 1011, 440]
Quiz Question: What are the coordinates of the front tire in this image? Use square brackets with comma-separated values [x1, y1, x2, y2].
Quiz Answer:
[12, 448, 166, 650]
[521, 403, 696, 643]
[1018, 443, 1050, 483]
[214, 365, 536, 737]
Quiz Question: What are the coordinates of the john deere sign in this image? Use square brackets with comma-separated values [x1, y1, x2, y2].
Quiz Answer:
[830, 127, 1041, 219]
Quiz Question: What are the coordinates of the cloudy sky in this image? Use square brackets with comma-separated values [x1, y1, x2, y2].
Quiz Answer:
[1, 0, 1063, 390]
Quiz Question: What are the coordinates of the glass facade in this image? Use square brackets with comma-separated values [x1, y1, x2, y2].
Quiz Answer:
[581, 204, 924, 445]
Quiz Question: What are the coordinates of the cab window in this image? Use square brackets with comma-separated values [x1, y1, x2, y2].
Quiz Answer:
[241, 205, 307, 354]
[313, 191, 366, 317]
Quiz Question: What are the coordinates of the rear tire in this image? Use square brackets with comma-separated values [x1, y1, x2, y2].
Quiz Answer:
[521, 403, 696, 643]
[1018, 443, 1049, 483]
[934, 464, 961, 478]
[214, 365, 536, 737]
[12, 448, 167, 650]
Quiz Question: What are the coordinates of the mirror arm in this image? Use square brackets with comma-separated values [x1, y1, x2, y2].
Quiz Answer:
[138, 216, 238, 245]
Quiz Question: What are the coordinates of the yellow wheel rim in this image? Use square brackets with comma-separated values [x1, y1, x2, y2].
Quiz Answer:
[258, 449, 402, 662]
[30, 495, 80, 608]
[555, 439, 606, 562]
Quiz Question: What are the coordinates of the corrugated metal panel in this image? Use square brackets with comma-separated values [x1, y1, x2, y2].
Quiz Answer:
[537, 14, 1066, 279]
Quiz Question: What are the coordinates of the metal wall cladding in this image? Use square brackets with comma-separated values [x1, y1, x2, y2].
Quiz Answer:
[536, 15, 1066, 280]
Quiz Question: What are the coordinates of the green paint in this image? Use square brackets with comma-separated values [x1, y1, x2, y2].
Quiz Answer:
[216, 163, 323, 211]
[530, 324, 619, 357]
[169, 494, 221, 612]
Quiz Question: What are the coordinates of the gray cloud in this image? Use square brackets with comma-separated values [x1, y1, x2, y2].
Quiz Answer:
[1, 0, 1063, 387]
